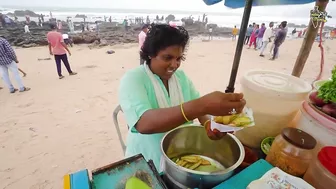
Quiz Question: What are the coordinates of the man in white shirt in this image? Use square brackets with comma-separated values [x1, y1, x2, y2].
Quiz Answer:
[208, 27, 213, 40]
[24, 25, 30, 33]
[259, 22, 274, 57]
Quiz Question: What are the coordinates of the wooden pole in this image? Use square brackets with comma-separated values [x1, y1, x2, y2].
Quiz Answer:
[291, 0, 329, 77]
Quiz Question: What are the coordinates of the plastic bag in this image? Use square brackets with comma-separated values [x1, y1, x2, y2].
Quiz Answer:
[247, 167, 315, 189]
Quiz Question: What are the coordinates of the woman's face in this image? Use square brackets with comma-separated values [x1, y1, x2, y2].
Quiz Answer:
[150, 45, 184, 81]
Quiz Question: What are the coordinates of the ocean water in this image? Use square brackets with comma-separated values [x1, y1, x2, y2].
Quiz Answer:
[0, 6, 318, 27]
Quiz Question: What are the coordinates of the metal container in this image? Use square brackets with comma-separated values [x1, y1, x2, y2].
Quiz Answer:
[161, 125, 245, 189]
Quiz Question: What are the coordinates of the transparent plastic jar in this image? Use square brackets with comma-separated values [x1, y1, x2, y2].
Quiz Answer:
[266, 127, 317, 177]
[304, 146, 336, 189]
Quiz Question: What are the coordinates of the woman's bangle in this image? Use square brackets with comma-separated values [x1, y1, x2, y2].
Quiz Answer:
[180, 103, 190, 122]
[204, 120, 210, 126]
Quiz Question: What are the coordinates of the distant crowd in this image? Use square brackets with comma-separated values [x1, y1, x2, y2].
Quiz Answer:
[243, 21, 288, 61]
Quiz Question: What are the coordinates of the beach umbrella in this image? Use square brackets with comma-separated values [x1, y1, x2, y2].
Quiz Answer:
[202, 0, 317, 93]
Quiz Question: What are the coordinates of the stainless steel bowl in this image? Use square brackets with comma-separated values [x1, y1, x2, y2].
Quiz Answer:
[161, 125, 245, 189]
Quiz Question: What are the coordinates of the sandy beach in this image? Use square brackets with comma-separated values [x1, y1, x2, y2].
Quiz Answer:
[0, 38, 335, 189]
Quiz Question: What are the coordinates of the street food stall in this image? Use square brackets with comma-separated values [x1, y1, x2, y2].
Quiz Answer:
[64, 0, 336, 188]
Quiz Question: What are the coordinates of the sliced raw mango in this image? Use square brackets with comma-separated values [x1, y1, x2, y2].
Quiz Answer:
[231, 116, 252, 127]
[125, 177, 151, 189]
[214, 116, 223, 123]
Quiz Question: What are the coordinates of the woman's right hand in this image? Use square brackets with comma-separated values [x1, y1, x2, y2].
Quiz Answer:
[200, 91, 246, 116]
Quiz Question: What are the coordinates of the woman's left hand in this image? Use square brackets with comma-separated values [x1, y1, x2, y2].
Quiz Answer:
[205, 121, 226, 140]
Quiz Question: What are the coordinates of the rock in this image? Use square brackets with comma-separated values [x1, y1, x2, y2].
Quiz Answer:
[165, 14, 175, 23]
[72, 32, 100, 44]
[13, 10, 40, 17]
[106, 50, 115, 54]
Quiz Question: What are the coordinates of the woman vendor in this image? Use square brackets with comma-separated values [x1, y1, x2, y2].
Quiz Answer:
[118, 24, 246, 169]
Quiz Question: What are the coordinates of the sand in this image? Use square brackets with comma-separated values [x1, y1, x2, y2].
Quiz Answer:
[0, 38, 335, 189]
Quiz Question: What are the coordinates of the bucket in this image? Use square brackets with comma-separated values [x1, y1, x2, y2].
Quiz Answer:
[296, 101, 336, 152]
[235, 70, 312, 148]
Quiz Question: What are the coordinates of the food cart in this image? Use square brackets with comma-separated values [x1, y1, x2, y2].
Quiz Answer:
[64, 1, 336, 188]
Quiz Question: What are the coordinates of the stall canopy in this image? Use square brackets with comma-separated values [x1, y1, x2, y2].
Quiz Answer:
[202, 0, 316, 93]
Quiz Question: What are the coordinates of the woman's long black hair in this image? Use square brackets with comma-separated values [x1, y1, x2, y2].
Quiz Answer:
[140, 24, 190, 64]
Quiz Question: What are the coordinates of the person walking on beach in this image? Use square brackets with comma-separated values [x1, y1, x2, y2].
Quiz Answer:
[245, 24, 253, 45]
[256, 23, 266, 49]
[270, 21, 287, 61]
[208, 26, 213, 40]
[232, 26, 239, 41]
[248, 24, 259, 49]
[259, 22, 274, 57]
[47, 24, 77, 79]
[139, 24, 149, 65]
[0, 37, 30, 93]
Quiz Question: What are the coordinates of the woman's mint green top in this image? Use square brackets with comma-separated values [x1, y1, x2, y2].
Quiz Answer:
[118, 66, 200, 169]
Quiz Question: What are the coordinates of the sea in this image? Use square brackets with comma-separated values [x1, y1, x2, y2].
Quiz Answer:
[0, 5, 318, 28]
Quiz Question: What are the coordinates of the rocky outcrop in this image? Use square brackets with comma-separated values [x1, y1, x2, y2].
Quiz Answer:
[0, 21, 232, 48]
[75, 14, 87, 19]
[7, 10, 40, 17]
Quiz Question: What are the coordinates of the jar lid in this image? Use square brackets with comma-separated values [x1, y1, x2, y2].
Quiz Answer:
[318, 146, 336, 175]
[243, 70, 311, 93]
[281, 128, 317, 150]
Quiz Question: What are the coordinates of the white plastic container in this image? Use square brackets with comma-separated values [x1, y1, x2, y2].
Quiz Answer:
[296, 101, 336, 152]
[235, 70, 312, 148]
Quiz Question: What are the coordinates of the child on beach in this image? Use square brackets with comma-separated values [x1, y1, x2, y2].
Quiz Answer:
[232, 26, 239, 41]
[248, 25, 259, 49]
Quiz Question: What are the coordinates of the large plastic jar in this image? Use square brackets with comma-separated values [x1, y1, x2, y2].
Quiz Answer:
[266, 127, 317, 177]
[303, 146, 336, 189]
[236, 70, 312, 148]
[296, 101, 336, 153]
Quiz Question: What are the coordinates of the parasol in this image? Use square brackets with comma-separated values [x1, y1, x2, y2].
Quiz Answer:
[202, 0, 317, 93]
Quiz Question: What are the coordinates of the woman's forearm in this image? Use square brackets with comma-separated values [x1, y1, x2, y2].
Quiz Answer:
[135, 98, 206, 134]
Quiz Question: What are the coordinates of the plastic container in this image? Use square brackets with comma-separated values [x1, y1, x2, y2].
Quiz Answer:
[266, 127, 317, 177]
[236, 70, 312, 148]
[296, 101, 336, 153]
[313, 79, 331, 90]
[303, 146, 336, 189]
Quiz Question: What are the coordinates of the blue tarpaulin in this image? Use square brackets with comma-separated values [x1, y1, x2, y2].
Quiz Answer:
[203, 0, 316, 8]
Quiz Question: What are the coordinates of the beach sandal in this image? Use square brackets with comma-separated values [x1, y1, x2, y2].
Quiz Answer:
[59, 76, 65, 79]
[19, 87, 31, 92]
[10, 88, 18, 93]
[69, 72, 77, 76]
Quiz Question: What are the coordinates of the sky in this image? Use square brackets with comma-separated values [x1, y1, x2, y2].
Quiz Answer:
[1, 0, 336, 18]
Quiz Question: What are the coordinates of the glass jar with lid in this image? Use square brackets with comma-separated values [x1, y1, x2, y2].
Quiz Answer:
[266, 127, 317, 177]
[303, 146, 336, 189]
